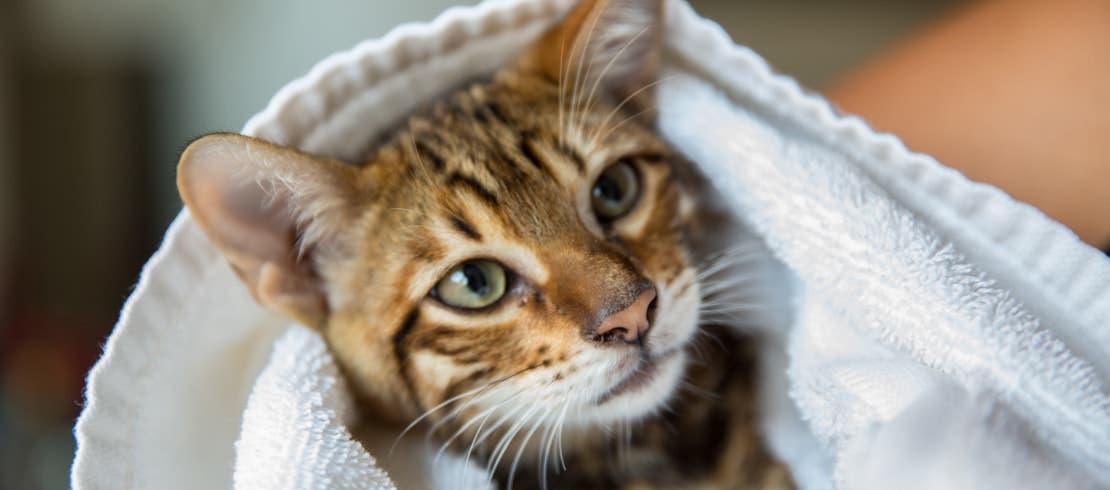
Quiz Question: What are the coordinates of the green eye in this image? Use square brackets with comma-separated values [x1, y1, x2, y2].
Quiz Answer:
[434, 260, 507, 309]
[591, 160, 640, 222]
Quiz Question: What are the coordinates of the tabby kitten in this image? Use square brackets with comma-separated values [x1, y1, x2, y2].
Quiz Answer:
[177, 0, 792, 488]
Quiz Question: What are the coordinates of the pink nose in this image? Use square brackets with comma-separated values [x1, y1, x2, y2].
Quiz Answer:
[593, 289, 656, 345]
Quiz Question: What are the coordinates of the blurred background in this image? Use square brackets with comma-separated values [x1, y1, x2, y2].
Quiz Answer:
[0, 0, 957, 488]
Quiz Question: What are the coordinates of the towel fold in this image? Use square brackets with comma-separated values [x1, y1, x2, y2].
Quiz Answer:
[72, 0, 1110, 488]
[233, 325, 393, 490]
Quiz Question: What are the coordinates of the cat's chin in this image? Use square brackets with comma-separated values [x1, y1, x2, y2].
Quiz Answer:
[570, 350, 687, 426]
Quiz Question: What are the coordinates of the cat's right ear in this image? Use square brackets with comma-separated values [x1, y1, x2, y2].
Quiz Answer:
[177, 133, 360, 329]
[516, 0, 664, 112]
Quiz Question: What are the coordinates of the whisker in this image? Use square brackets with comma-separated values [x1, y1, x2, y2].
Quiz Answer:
[556, 392, 575, 472]
[698, 294, 767, 307]
[698, 312, 750, 325]
[392, 365, 533, 457]
[622, 419, 630, 472]
[697, 250, 765, 281]
[695, 326, 727, 351]
[697, 270, 765, 292]
[540, 393, 569, 489]
[389, 378, 502, 457]
[492, 372, 563, 488]
[698, 301, 768, 316]
[506, 406, 552, 490]
[585, 106, 655, 152]
[686, 332, 709, 361]
[488, 402, 543, 482]
[698, 277, 765, 296]
[470, 405, 528, 485]
[582, 75, 679, 155]
[579, 24, 651, 134]
[538, 421, 555, 490]
[592, 74, 678, 138]
[557, 19, 571, 150]
[463, 400, 509, 472]
[568, 4, 605, 145]
[680, 379, 720, 401]
[699, 242, 763, 264]
[433, 388, 526, 465]
[426, 380, 512, 438]
[407, 132, 439, 181]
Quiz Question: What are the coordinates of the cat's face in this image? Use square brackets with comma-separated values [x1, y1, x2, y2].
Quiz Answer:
[177, 0, 694, 436]
[321, 70, 700, 429]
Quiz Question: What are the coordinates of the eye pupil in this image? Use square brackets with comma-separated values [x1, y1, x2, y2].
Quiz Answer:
[590, 160, 640, 221]
[436, 260, 507, 309]
[461, 263, 488, 295]
[593, 175, 623, 203]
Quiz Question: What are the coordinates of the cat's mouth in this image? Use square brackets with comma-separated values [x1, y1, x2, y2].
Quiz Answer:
[595, 349, 680, 405]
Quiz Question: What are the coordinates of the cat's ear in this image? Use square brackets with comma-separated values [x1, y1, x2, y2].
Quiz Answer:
[517, 0, 664, 110]
[177, 133, 360, 329]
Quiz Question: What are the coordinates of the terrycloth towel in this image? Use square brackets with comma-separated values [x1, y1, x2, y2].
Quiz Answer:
[72, 0, 1110, 489]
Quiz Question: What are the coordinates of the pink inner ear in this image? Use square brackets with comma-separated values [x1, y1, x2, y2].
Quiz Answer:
[177, 133, 337, 327]
[219, 179, 299, 263]
[183, 142, 298, 267]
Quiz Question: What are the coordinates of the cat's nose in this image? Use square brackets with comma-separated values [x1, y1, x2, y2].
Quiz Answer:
[592, 288, 656, 345]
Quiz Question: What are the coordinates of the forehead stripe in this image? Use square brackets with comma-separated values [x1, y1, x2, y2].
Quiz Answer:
[450, 215, 482, 241]
[393, 308, 423, 412]
[447, 172, 500, 206]
[414, 139, 447, 172]
[479, 101, 511, 127]
[518, 134, 555, 179]
[558, 142, 586, 174]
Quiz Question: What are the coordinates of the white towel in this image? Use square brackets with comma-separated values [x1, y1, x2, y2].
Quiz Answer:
[72, 0, 1110, 489]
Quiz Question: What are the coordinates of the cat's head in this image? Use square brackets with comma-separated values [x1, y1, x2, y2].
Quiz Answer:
[178, 0, 700, 431]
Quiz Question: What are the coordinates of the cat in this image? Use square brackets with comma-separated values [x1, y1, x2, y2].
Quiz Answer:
[176, 0, 793, 488]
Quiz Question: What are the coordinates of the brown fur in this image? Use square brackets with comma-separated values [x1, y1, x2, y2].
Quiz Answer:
[324, 71, 684, 420]
[502, 327, 793, 490]
[177, 0, 794, 488]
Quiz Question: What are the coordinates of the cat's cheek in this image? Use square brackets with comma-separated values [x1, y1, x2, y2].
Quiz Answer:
[646, 269, 701, 355]
[550, 352, 623, 403]
[584, 351, 686, 424]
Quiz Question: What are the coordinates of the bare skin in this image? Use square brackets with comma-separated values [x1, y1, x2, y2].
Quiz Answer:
[827, 0, 1110, 249]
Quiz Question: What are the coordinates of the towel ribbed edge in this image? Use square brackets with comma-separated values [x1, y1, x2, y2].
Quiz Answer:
[72, 215, 219, 488]
[71, 0, 1110, 487]
[659, 0, 1110, 373]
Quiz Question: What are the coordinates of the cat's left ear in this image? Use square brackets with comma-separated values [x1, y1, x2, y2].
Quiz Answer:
[177, 133, 361, 329]
[517, 0, 664, 111]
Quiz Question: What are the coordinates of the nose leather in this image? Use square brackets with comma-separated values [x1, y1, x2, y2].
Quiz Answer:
[592, 288, 656, 345]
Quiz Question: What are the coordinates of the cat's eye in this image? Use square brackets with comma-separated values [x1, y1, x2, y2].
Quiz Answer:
[591, 160, 640, 222]
[434, 260, 507, 310]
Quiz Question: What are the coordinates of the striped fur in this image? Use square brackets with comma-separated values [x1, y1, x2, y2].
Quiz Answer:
[177, 1, 793, 488]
